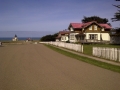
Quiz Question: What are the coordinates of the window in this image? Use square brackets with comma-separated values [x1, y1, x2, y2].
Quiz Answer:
[70, 27, 74, 31]
[89, 26, 92, 30]
[89, 34, 98, 39]
[61, 36, 64, 40]
[94, 25, 97, 30]
[65, 36, 67, 40]
[70, 34, 74, 40]
[102, 28, 104, 31]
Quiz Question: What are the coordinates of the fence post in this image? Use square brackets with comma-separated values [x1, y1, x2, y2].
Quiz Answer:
[81, 45, 83, 53]
[119, 49, 120, 62]
[114, 48, 118, 61]
[106, 48, 109, 59]
[92, 47, 94, 56]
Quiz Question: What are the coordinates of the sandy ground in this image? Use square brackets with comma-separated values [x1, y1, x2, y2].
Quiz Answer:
[0, 44, 120, 90]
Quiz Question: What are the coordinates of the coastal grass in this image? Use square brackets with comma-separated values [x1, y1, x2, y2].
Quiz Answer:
[1, 41, 24, 45]
[45, 44, 120, 73]
[1, 40, 39, 45]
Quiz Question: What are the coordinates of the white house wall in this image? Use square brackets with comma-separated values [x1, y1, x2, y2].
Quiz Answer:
[101, 33, 110, 41]
[85, 33, 110, 41]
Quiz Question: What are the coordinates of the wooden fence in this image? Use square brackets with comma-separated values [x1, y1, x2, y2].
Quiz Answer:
[40, 42, 83, 53]
[93, 47, 120, 62]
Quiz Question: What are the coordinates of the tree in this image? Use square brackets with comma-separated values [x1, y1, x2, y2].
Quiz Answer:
[40, 33, 58, 41]
[111, 4, 120, 22]
[81, 16, 109, 24]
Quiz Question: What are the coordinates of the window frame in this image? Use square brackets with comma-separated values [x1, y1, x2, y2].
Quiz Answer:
[70, 34, 74, 40]
[89, 34, 98, 40]
[89, 26, 92, 30]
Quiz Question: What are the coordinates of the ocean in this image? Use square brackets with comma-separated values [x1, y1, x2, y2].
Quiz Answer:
[0, 37, 41, 41]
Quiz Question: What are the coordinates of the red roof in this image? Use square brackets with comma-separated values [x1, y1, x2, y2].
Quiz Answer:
[56, 30, 70, 39]
[69, 21, 111, 29]
[70, 23, 83, 28]
[82, 21, 98, 28]
[99, 24, 111, 29]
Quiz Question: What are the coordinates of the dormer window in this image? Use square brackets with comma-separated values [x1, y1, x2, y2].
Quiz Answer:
[94, 25, 97, 30]
[70, 27, 74, 31]
[89, 26, 92, 30]
[102, 28, 104, 31]
[82, 28, 84, 31]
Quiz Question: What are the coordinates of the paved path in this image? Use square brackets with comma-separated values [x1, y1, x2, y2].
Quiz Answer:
[0, 44, 120, 90]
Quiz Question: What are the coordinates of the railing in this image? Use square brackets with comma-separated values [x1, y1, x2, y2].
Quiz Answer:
[93, 47, 120, 62]
[40, 42, 83, 53]
[80, 39, 109, 44]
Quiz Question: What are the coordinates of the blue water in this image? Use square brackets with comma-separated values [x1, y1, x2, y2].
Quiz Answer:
[0, 37, 41, 41]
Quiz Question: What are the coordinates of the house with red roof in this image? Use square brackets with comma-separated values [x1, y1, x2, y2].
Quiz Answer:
[68, 21, 112, 43]
[56, 30, 70, 42]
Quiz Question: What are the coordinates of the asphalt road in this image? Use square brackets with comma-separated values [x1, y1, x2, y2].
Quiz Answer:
[0, 44, 120, 90]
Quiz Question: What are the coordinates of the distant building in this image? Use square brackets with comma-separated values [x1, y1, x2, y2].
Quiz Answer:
[56, 30, 70, 42]
[12, 34, 18, 41]
[27, 38, 32, 41]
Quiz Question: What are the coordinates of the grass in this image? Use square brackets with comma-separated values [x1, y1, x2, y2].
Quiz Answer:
[1, 41, 25, 45]
[1, 40, 40, 45]
[45, 44, 120, 73]
[83, 44, 120, 55]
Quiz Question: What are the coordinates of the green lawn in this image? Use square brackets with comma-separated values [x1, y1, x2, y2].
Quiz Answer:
[45, 44, 120, 73]
[83, 44, 120, 55]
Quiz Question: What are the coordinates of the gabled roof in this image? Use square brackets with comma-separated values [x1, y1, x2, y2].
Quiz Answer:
[68, 21, 111, 29]
[99, 24, 111, 29]
[56, 30, 70, 39]
[69, 23, 83, 29]
[82, 21, 102, 28]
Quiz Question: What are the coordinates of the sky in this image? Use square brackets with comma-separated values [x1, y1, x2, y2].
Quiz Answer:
[0, 0, 120, 37]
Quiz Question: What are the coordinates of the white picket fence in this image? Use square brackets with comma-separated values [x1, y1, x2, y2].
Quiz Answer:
[40, 42, 83, 53]
[93, 47, 120, 62]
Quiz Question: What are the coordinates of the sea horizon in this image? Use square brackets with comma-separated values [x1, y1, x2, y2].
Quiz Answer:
[0, 37, 41, 41]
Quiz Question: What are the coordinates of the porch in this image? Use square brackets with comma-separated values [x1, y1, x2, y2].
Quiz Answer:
[79, 39, 109, 44]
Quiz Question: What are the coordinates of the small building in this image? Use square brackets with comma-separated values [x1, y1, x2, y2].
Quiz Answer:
[68, 21, 111, 43]
[26, 38, 33, 42]
[12, 34, 18, 41]
[56, 30, 70, 42]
